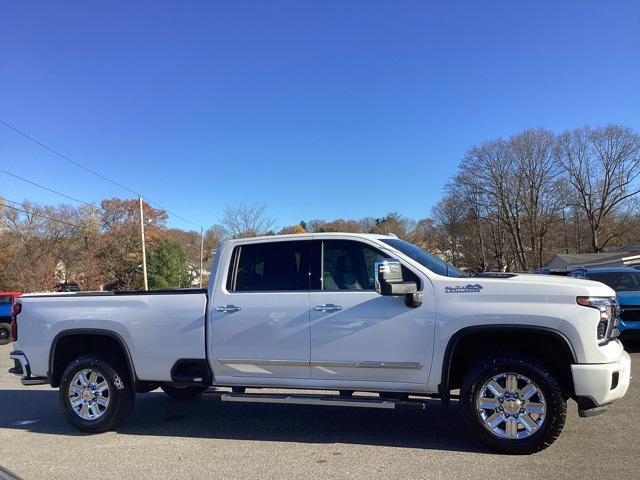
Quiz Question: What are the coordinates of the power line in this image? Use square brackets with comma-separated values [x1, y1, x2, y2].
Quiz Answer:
[1, 201, 86, 228]
[0, 119, 203, 229]
[0, 119, 139, 196]
[1, 169, 93, 206]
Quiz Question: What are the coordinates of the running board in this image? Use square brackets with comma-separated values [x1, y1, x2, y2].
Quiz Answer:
[220, 393, 427, 410]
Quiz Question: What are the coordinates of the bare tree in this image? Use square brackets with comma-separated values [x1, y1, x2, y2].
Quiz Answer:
[370, 212, 414, 239]
[510, 129, 562, 268]
[431, 196, 467, 265]
[556, 125, 640, 252]
[220, 203, 275, 238]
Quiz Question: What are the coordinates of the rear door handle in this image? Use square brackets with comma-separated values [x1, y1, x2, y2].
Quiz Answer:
[314, 304, 343, 312]
[216, 305, 241, 313]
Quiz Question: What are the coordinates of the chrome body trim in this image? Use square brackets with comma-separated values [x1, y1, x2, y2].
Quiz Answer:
[217, 358, 423, 369]
[311, 360, 423, 369]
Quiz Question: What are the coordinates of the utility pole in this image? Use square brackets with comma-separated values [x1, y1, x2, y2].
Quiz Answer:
[139, 196, 149, 291]
[199, 227, 205, 288]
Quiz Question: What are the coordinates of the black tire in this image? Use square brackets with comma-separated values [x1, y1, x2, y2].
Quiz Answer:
[161, 384, 209, 399]
[0, 323, 11, 345]
[460, 354, 567, 454]
[59, 354, 135, 433]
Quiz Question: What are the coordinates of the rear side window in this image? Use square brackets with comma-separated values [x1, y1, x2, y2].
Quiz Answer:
[228, 241, 310, 292]
[0, 296, 12, 305]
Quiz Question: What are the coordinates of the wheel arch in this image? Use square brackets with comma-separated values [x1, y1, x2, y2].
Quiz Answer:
[439, 325, 577, 406]
[49, 328, 138, 388]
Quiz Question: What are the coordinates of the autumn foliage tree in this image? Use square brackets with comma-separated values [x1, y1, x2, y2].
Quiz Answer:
[98, 198, 167, 290]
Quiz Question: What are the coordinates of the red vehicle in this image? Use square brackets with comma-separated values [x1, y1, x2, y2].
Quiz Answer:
[0, 292, 21, 345]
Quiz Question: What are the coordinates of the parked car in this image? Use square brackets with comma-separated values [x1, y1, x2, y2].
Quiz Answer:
[9, 233, 630, 454]
[0, 292, 21, 345]
[568, 267, 640, 335]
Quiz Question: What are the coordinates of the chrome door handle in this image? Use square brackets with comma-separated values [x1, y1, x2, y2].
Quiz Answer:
[314, 304, 343, 312]
[216, 305, 241, 313]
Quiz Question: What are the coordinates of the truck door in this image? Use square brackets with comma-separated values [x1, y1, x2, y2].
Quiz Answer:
[309, 239, 434, 385]
[210, 240, 311, 380]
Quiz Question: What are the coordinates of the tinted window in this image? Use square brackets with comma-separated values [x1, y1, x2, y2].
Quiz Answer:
[382, 238, 465, 277]
[322, 240, 419, 291]
[231, 241, 309, 292]
[588, 271, 640, 292]
[0, 296, 11, 305]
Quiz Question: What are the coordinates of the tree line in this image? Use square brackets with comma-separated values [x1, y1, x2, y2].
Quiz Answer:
[1, 124, 638, 292]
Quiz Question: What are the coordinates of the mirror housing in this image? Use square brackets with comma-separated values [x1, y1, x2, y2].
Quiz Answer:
[374, 259, 422, 308]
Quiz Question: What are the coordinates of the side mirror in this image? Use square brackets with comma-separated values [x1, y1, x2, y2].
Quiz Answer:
[374, 259, 422, 308]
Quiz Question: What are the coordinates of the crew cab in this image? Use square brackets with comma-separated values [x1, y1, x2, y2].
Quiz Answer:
[8, 233, 631, 454]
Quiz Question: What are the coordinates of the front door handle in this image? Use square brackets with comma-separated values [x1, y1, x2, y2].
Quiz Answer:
[314, 304, 343, 312]
[216, 305, 241, 313]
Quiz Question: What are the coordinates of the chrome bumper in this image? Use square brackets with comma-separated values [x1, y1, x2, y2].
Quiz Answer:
[9, 350, 47, 386]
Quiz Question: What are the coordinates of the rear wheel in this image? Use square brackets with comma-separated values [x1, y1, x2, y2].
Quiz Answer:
[59, 354, 135, 432]
[0, 323, 11, 345]
[161, 384, 209, 399]
[460, 354, 566, 454]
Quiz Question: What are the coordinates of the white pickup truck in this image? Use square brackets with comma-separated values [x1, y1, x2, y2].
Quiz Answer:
[8, 233, 631, 454]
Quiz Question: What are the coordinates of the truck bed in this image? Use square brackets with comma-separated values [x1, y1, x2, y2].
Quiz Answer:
[17, 289, 208, 382]
[21, 288, 207, 298]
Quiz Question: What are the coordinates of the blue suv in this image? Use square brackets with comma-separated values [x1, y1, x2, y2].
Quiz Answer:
[568, 267, 640, 335]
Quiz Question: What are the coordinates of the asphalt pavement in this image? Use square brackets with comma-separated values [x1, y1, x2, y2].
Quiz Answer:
[1, 341, 638, 480]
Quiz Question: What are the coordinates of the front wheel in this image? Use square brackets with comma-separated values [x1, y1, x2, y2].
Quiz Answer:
[460, 354, 567, 454]
[59, 354, 135, 432]
[161, 384, 209, 399]
[0, 323, 12, 345]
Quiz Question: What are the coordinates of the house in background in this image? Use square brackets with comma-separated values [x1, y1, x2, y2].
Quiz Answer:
[546, 251, 640, 270]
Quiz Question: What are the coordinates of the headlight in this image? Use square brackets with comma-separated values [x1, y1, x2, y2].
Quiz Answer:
[576, 296, 617, 343]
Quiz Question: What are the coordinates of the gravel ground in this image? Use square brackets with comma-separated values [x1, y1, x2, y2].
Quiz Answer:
[0, 341, 638, 480]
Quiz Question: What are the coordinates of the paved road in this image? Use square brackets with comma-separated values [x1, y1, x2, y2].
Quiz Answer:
[0, 341, 638, 480]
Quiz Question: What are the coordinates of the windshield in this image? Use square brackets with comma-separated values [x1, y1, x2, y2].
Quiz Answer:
[588, 271, 640, 292]
[381, 239, 466, 277]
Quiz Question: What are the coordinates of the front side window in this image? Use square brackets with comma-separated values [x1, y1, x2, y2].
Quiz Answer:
[381, 238, 465, 278]
[322, 240, 419, 291]
[229, 241, 309, 292]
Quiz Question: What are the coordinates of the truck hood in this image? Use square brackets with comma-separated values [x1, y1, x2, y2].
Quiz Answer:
[468, 273, 616, 297]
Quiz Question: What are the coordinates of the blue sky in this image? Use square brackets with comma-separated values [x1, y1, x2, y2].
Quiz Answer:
[1, 1, 639, 230]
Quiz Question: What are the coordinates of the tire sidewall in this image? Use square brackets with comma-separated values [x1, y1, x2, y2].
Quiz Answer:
[0, 323, 11, 345]
[59, 356, 131, 432]
[461, 356, 566, 454]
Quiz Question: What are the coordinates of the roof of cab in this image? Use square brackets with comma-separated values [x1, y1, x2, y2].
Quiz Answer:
[223, 232, 397, 245]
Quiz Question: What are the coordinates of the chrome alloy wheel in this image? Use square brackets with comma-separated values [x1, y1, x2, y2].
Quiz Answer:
[476, 373, 546, 439]
[68, 369, 110, 421]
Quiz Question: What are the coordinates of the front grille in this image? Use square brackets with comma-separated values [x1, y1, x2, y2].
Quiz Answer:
[620, 305, 640, 323]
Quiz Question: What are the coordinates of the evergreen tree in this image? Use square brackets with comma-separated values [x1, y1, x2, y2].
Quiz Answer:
[147, 239, 191, 289]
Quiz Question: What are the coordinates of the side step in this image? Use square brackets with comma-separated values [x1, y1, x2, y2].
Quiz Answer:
[220, 393, 427, 410]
